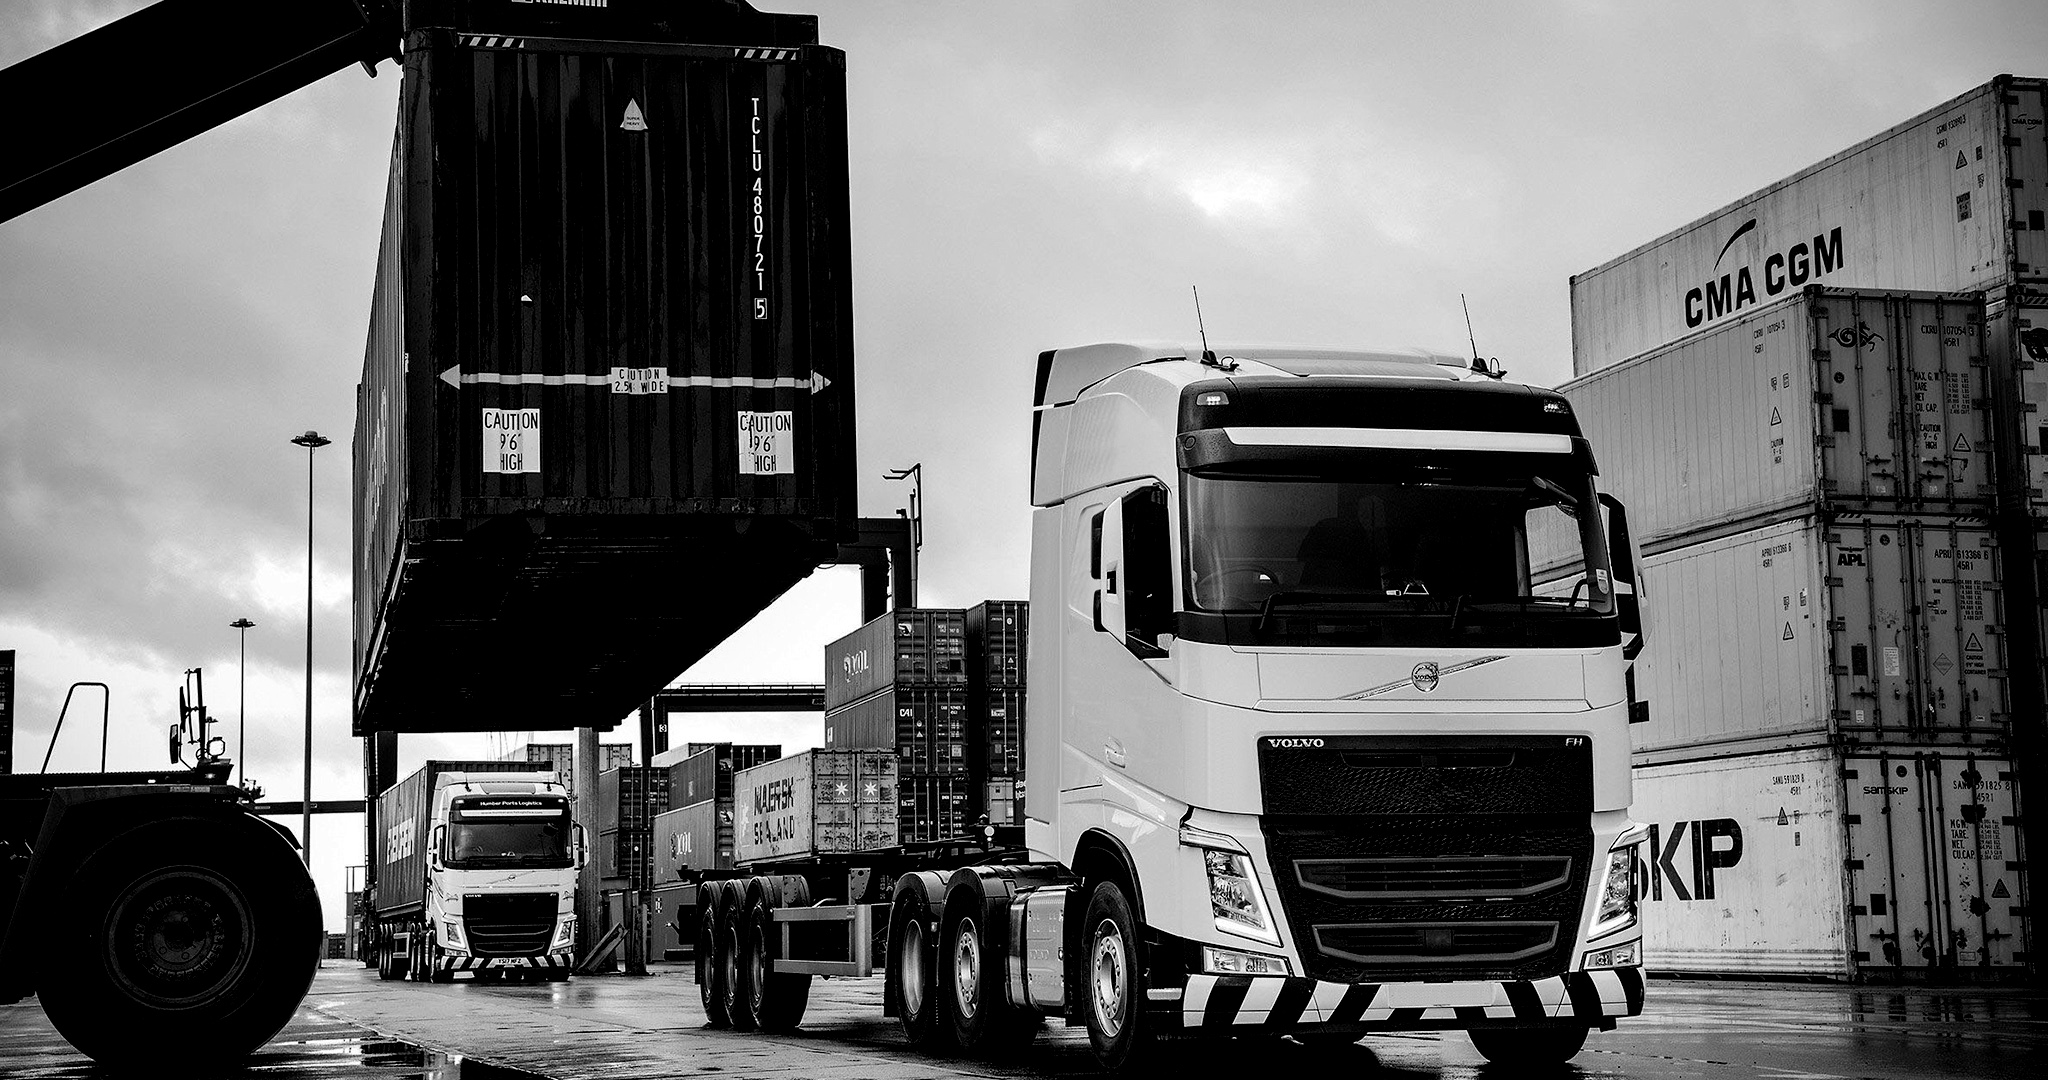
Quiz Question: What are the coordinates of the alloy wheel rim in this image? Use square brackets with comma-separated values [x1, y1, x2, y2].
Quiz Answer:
[953, 917, 981, 1019]
[1091, 919, 1126, 1038]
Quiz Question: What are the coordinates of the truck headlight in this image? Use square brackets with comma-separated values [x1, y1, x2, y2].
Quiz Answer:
[1590, 829, 1646, 940]
[1182, 823, 1281, 947]
[551, 916, 575, 950]
[440, 920, 467, 951]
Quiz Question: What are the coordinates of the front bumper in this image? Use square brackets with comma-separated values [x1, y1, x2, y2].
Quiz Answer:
[434, 948, 575, 973]
[1173, 968, 1644, 1031]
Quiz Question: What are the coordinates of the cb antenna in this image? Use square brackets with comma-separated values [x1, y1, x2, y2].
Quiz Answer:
[1192, 285, 1230, 369]
[1461, 293, 1505, 380]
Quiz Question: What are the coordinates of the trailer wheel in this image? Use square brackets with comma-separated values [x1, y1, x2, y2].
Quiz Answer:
[37, 817, 321, 1069]
[718, 882, 757, 1031]
[744, 877, 813, 1032]
[1079, 880, 1154, 1072]
[889, 879, 945, 1048]
[697, 885, 730, 1027]
[1467, 1023, 1588, 1064]
[376, 929, 400, 981]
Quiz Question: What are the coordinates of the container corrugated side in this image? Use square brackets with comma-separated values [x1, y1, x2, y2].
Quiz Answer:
[1555, 289, 1993, 550]
[1630, 515, 2007, 755]
[1570, 76, 2046, 375]
[732, 749, 895, 863]
[352, 29, 855, 735]
[982, 687, 1024, 777]
[653, 799, 728, 884]
[824, 686, 969, 774]
[1631, 746, 2028, 976]
[668, 748, 718, 809]
[824, 609, 969, 710]
[965, 600, 1029, 689]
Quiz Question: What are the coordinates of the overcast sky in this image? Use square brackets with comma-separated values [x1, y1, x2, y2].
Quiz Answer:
[4, 0, 2044, 925]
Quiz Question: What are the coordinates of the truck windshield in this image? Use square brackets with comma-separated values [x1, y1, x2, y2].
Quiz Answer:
[445, 798, 573, 869]
[1181, 453, 1616, 648]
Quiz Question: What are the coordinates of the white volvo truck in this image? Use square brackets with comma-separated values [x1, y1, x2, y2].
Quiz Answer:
[688, 343, 1649, 1069]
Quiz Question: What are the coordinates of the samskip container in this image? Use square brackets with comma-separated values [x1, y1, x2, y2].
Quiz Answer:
[1556, 288, 1993, 549]
[822, 609, 967, 710]
[1627, 514, 2008, 754]
[373, 759, 551, 917]
[653, 799, 730, 885]
[352, 17, 855, 734]
[732, 749, 896, 863]
[1631, 746, 2028, 978]
[1571, 76, 2048, 375]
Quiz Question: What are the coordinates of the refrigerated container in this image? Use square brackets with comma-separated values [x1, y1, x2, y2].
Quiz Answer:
[1631, 747, 2028, 977]
[731, 749, 897, 862]
[1993, 284, 2048, 513]
[353, 8, 855, 734]
[822, 610, 966, 710]
[1553, 289, 1993, 550]
[1626, 515, 2008, 754]
[1571, 75, 2047, 375]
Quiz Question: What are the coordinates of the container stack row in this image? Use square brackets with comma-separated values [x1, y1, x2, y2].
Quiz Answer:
[501, 741, 636, 796]
[594, 766, 669, 890]
[823, 609, 972, 842]
[966, 600, 1029, 825]
[1555, 75, 2044, 982]
[650, 742, 780, 884]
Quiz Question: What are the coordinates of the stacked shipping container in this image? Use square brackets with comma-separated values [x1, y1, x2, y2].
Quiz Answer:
[501, 741, 635, 796]
[966, 600, 1028, 824]
[594, 766, 669, 889]
[823, 610, 971, 842]
[1561, 76, 2043, 980]
[651, 743, 780, 884]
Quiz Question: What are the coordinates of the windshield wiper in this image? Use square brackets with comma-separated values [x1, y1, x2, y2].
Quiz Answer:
[1256, 590, 1399, 632]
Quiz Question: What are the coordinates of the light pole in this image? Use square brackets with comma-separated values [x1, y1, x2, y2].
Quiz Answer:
[230, 617, 254, 787]
[883, 463, 923, 606]
[291, 430, 330, 867]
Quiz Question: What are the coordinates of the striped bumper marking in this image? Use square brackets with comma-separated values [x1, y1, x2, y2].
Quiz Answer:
[1179, 970, 1644, 1029]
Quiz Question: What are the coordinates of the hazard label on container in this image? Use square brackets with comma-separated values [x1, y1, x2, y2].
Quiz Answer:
[1782, 622, 1795, 640]
[481, 408, 541, 474]
[1934, 653, 1954, 677]
[1953, 434, 1971, 453]
[1769, 406, 1783, 425]
[738, 410, 795, 475]
[1994, 879, 2011, 898]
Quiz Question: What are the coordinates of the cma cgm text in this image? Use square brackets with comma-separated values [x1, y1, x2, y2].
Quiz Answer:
[1685, 226, 1844, 328]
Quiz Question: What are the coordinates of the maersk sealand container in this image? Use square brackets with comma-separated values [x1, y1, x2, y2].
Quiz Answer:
[1570, 75, 2046, 376]
[352, 0, 854, 734]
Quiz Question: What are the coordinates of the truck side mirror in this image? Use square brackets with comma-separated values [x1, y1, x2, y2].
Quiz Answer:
[574, 823, 588, 870]
[1598, 493, 1645, 662]
[430, 825, 445, 870]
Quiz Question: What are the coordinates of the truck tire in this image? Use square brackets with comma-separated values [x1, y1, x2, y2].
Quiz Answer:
[1467, 1023, 1588, 1064]
[889, 875, 946, 1048]
[743, 877, 813, 1033]
[717, 882, 757, 1031]
[1079, 880, 1154, 1072]
[939, 888, 1034, 1054]
[376, 930, 400, 981]
[697, 885, 730, 1027]
[37, 817, 322, 1069]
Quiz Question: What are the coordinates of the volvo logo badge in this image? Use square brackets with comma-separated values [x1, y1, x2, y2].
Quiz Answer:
[1411, 662, 1441, 692]
[1341, 655, 1508, 700]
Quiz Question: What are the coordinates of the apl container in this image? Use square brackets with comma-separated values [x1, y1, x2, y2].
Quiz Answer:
[1556, 289, 1994, 549]
[1628, 515, 2007, 754]
[732, 749, 896, 863]
[823, 610, 967, 710]
[1631, 746, 2028, 978]
[1571, 76, 2048, 375]
[352, 6, 855, 734]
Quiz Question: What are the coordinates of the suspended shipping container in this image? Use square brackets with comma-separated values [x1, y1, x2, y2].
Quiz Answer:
[1631, 747, 2028, 978]
[823, 610, 966, 710]
[1571, 75, 2048, 375]
[1554, 289, 1993, 551]
[1627, 515, 2008, 755]
[352, 3, 855, 734]
[732, 749, 896, 863]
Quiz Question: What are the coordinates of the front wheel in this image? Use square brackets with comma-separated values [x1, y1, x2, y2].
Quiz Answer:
[1079, 881, 1154, 1072]
[698, 884, 731, 1027]
[1467, 1024, 1589, 1064]
[37, 817, 322, 1069]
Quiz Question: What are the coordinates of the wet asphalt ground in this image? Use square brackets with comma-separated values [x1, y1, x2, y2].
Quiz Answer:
[2, 963, 2043, 1079]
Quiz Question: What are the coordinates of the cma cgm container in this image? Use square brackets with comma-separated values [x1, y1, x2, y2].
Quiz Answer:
[352, 1, 854, 734]
[1572, 75, 2047, 375]
[1631, 747, 2028, 978]
[1555, 289, 1993, 549]
[823, 610, 966, 710]
[1629, 516, 2008, 755]
[732, 749, 896, 862]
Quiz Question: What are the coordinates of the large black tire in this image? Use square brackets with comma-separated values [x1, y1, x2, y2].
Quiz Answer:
[698, 885, 730, 1027]
[743, 877, 813, 1033]
[890, 880, 945, 1048]
[37, 816, 322, 1069]
[1467, 1023, 1589, 1064]
[718, 882, 757, 1032]
[940, 889, 1036, 1055]
[376, 929, 400, 981]
[1079, 880, 1154, 1072]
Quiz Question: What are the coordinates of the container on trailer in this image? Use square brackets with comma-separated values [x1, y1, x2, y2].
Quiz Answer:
[1571, 76, 2048, 375]
[897, 775, 970, 844]
[653, 799, 730, 884]
[732, 749, 897, 863]
[666, 743, 783, 807]
[686, 743, 784, 774]
[965, 600, 1029, 689]
[352, 3, 855, 735]
[596, 766, 669, 832]
[373, 759, 553, 917]
[823, 610, 967, 710]
[1631, 746, 2027, 977]
[1624, 515, 2007, 755]
[823, 687, 969, 775]
[1551, 288, 1993, 550]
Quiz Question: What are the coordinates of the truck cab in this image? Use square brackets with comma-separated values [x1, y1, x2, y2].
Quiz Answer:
[1024, 343, 1647, 1064]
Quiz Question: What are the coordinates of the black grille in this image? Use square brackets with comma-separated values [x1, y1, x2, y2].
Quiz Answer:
[1295, 856, 1571, 900]
[1258, 735, 1592, 816]
[1314, 922, 1558, 965]
[463, 892, 557, 957]
[1264, 815, 1589, 982]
